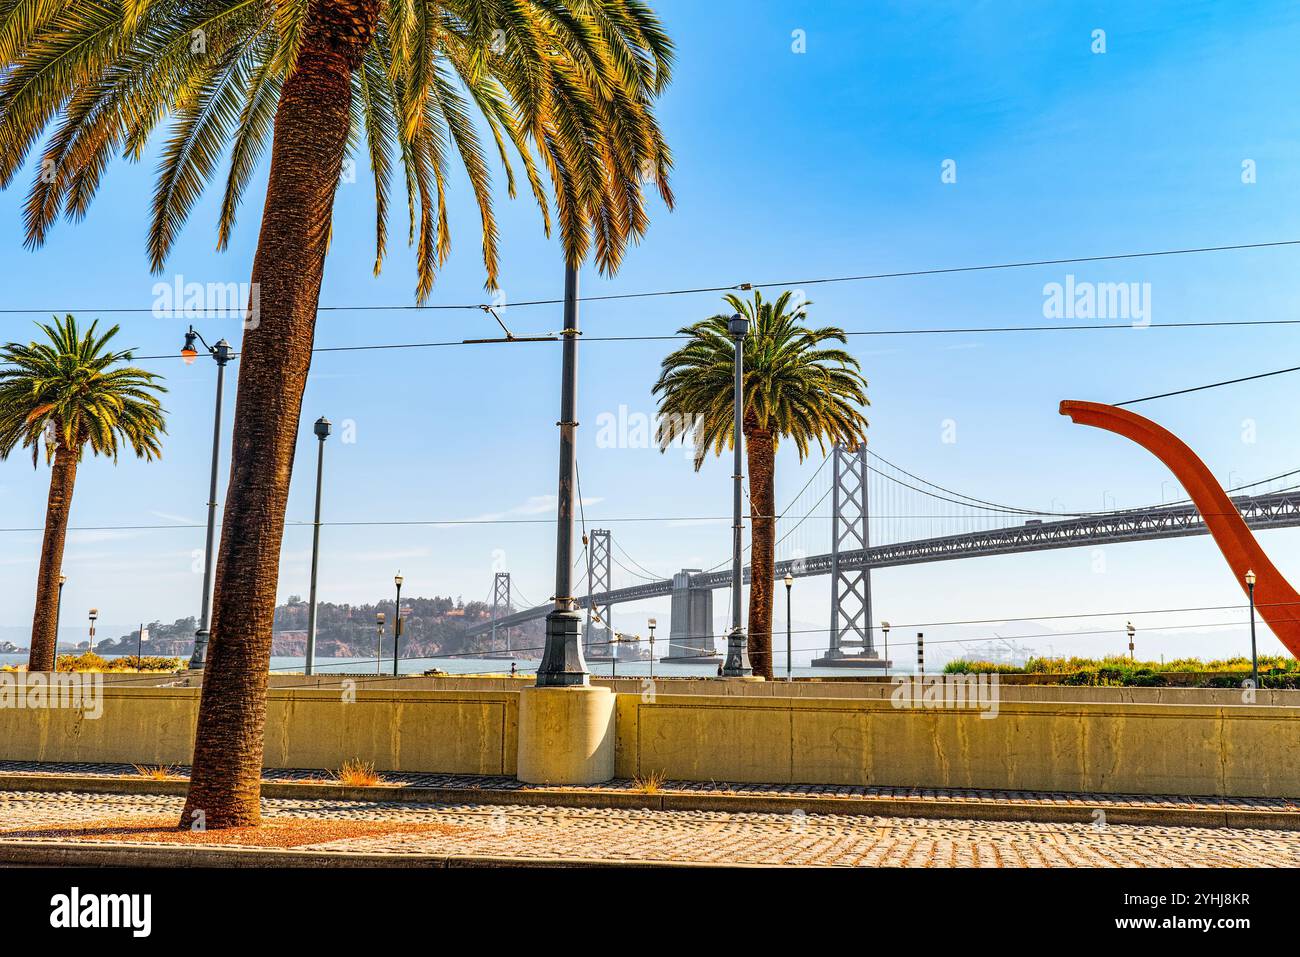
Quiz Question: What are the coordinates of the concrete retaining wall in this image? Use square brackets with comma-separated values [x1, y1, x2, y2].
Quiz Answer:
[100, 672, 1300, 707]
[3, 676, 1297, 797]
[0, 683, 518, 775]
[614, 693, 1300, 797]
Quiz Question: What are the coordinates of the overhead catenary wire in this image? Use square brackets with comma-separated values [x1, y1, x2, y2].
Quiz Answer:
[7, 238, 1300, 317]
[1115, 362, 1300, 407]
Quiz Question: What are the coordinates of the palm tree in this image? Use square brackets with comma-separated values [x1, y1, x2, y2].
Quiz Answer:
[0, 0, 673, 828]
[0, 317, 166, 672]
[653, 291, 869, 679]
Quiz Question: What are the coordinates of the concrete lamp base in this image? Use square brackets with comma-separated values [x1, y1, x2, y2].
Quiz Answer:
[516, 685, 616, 785]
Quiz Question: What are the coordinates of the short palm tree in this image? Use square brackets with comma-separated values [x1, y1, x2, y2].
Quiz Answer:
[0, 0, 673, 828]
[0, 317, 166, 672]
[653, 291, 868, 678]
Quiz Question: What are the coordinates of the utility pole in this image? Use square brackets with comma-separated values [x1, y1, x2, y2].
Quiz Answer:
[721, 313, 752, 677]
[536, 264, 589, 686]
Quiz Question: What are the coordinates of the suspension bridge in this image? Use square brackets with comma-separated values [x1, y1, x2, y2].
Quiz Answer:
[464, 447, 1300, 666]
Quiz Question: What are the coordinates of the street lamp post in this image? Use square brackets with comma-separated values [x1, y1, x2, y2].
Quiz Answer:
[393, 573, 404, 677]
[55, 573, 66, 646]
[182, 327, 233, 671]
[305, 417, 331, 676]
[375, 612, 385, 675]
[88, 608, 97, 648]
[722, 313, 752, 677]
[536, 264, 589, 686]
[648, 618, 657, 679]
[881, 621, 891, 678]
[1126, 621, 1135, 661]
[784, 572, 794, 680]
[1246, 569, 1259, 687]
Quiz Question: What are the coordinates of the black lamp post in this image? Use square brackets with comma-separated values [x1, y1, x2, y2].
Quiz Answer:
[305, 417, 331, 675]
[722, 312, 752, 677]
[537, 264, 589, 686]
[648, 617, 657, 679]
[88, 608, 97, 648]
[784, 572, 794, 680]
[1126, 621, 1135, 661]
[182, 326, 233, 670]
[55, 573, 66, 645]
[375, 612, 385, 675]
[881, 620, 891, 678]
[393, 573, 404, 677]
[1246, 569, 1259, 687]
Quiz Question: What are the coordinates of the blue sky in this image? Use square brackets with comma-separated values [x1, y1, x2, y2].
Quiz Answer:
[2, 0, 1299, 663]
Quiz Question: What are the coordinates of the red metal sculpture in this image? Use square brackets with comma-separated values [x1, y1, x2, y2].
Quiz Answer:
[1060, 400, 1300, 657]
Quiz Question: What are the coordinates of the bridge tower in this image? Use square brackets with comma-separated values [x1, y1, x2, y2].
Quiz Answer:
[490, 571, 511, 653]
[661, 569, 720, 664]
[813, 444, 890, 669]
[584, 529, 613, 659]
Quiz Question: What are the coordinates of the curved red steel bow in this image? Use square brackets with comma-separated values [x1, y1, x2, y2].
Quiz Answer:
[1060, 400, 1300, 657]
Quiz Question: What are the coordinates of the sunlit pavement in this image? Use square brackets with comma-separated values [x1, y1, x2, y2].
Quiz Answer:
[3, 790, 1300, 867]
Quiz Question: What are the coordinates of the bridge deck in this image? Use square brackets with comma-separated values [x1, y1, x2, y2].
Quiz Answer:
[464, 491, 1300, 635]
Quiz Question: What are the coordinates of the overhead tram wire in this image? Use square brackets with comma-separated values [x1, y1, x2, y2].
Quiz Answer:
[34, 314, 1300, 371]
[10, 238, 1300, 318]
[1115, 361, 1300, 407]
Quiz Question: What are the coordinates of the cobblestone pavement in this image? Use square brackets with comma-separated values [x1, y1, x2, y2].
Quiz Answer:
[2, 760, 1295, 813]
[3, 790, 1299, 866]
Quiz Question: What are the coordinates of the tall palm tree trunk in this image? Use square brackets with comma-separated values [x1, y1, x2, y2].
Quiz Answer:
[181, 0, 380, 830]
[746, 425, 776, 679]
[28, 445, 77, 671]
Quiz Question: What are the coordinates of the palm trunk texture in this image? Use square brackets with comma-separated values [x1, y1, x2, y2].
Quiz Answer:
[180, 0, 380, 829]
[28, 444, 77, 672]
[746, 424, 776, 679]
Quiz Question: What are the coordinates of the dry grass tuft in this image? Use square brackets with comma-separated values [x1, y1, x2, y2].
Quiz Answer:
[331, 759, 382, 787]
[633, 770, 666, 794]
[131, 764, 182, 780]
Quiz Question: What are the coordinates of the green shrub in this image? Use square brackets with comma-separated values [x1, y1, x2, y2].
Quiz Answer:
[942, 660, 1024, 675]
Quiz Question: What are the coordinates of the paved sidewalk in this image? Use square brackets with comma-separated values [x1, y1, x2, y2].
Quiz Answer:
[5, 759, 1294, 811]
[3, 789, 1300, 867]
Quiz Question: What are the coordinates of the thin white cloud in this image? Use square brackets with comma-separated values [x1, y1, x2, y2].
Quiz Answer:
[150, 510, 199, 525]
[448, 494, 605, 526]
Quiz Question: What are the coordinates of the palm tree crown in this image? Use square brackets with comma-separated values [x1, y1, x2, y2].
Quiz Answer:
[0, 316, 167, 464]
[0, 0, 674, 298]
[653, 290, 869, 464]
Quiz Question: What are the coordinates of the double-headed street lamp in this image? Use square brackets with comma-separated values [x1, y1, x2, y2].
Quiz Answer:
[304, 417, 331, 675]
[784, 572, 794, 680]
[393, 573, 404, 677]
[1246, 569, 1259, 687]
[722, 313, 752, 677]
[182, 327, 233, 670]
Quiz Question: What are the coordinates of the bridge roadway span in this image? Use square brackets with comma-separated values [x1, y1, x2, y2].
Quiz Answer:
[464, 490, 1300, 636]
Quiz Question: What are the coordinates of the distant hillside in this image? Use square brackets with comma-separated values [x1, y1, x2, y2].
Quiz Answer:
[97, 595, 542, 663]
